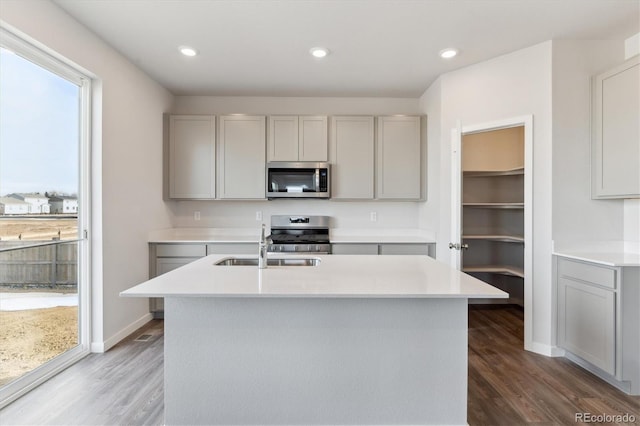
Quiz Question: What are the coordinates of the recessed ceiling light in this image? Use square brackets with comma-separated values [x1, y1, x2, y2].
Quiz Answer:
[439, 48, 458, 59]
[310, 47, 330, 58]
[179, 46, 198, 57]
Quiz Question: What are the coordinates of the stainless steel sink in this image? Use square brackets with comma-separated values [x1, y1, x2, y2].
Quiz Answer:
[214, 257, 321, 267]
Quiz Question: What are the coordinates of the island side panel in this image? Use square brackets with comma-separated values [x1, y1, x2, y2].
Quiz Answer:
[165, 297, 468, 425]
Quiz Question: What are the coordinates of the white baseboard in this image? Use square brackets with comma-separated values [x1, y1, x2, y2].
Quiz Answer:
[526, 340, 565, 357]
[90, 312, 153, 353]
[565, 352, 633, 395]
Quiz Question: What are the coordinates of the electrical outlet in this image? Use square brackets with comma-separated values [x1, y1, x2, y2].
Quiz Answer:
[256, 211, 263, 221]
[194, 211, 201, 221]
[370, 212, 377, 222]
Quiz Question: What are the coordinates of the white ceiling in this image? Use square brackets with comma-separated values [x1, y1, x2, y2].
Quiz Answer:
[54, 0, 639, 98]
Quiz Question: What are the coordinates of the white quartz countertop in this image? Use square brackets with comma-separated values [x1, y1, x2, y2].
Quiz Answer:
[147, 228, 435, 244]
[553, 241, 640, 267]
[121, 254, 506, 299]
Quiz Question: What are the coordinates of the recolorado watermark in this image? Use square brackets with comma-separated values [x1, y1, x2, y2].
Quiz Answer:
[575, 412, 637, 423]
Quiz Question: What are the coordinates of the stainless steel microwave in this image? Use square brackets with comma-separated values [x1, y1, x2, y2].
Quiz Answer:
[266, 162, 331, 199]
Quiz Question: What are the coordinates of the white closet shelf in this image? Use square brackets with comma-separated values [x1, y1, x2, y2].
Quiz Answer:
[462, 234, 524, 243]
[462, 202, 524, 209]
[463, 265, 525, 278]
[463, 167, 524, 177]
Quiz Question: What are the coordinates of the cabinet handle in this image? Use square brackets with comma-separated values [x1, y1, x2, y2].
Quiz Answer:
[448, 242, 469, 250]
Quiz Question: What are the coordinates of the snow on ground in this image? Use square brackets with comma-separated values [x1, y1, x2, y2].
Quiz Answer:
[0, 292, 78, 311]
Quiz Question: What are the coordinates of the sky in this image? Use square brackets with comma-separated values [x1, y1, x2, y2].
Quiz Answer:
[0, 47, 79, 196]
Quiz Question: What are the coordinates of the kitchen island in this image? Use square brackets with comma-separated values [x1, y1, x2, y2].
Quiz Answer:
[122, 254, 507, 425]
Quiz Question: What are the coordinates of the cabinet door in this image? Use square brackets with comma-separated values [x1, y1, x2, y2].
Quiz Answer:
[169, 115, 215, 199]
[299, 116, 328, 161]
[592, 56, 640, 198]
[152, 257, 202, 313]
[558, 276, 616, 375]
[218, 115, 266, 199]
[330, 116, 374, 199]
[377, 116, 422, 199]
[268, 116, 298, 161]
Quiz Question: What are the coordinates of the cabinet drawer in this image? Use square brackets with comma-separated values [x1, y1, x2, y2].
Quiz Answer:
[331, 244, 379, 255]
[207, 243, 256, 255]
[379, 244, 429, 256]
[558, 258, 616, 289]
[156, 244, 207, 258]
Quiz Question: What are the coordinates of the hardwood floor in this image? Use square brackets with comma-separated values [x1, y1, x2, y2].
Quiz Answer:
[1, 306, 638, 425]
[468, 305, 639, 425]
[0, 320, 164, 426]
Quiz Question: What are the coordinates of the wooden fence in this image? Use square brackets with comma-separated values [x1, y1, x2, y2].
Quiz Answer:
[0, 241, 78, 289]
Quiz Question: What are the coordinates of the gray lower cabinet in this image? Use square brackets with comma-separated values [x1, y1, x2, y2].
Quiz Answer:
[332, 243, 435, 258]
[556, 256, 640, 394]
[149, 242, 258, 316]
[331, 244, 379, 255]
[149, 243, 207, 317]
[150, 241, 435, 317]
[557, 267, 616, 374]
[206, 243, 256, 255]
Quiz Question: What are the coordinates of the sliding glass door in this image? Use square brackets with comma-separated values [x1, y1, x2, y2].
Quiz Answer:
[0, 28, 91, 407]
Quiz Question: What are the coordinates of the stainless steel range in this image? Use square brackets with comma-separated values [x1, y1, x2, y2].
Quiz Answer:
[268, 215, 331, 254]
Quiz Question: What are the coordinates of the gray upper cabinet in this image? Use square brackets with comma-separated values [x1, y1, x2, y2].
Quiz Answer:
[165, 113, 426, 202]
[592, 55, 640, 199]
[330, 116, 375, 199]
[268, 115, 328, 162]
[168, 115, 216, 199]
[218, 115, 266, 199]
[376, 116, 424, 200]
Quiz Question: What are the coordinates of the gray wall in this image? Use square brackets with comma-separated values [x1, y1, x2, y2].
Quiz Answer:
[1, 0, 175, 351]
[551, 40, 624, 246]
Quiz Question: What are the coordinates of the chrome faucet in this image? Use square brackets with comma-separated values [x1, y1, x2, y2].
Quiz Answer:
[258, 224, 271, 269]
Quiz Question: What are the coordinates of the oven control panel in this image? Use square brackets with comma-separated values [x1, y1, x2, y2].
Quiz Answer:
[268, 244, 331, 254]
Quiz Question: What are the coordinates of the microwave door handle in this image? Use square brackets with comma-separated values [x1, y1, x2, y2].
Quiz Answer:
[315, 169, 320, 192]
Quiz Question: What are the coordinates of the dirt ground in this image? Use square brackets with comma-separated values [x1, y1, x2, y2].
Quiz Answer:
[0, 306, 78, 386]
[0, 218, 78, 241]
[0, 218, 80, 386]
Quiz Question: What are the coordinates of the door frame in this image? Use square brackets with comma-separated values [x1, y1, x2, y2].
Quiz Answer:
[450, 115, 533, 350]
[0, 25, 92, 409]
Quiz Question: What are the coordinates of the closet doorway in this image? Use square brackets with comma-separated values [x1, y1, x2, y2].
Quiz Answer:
[450, 115, 533, 347]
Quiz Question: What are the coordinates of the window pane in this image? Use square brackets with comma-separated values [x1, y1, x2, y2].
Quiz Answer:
[0, 47, 80, 200]
[0, 47, 80, 387]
